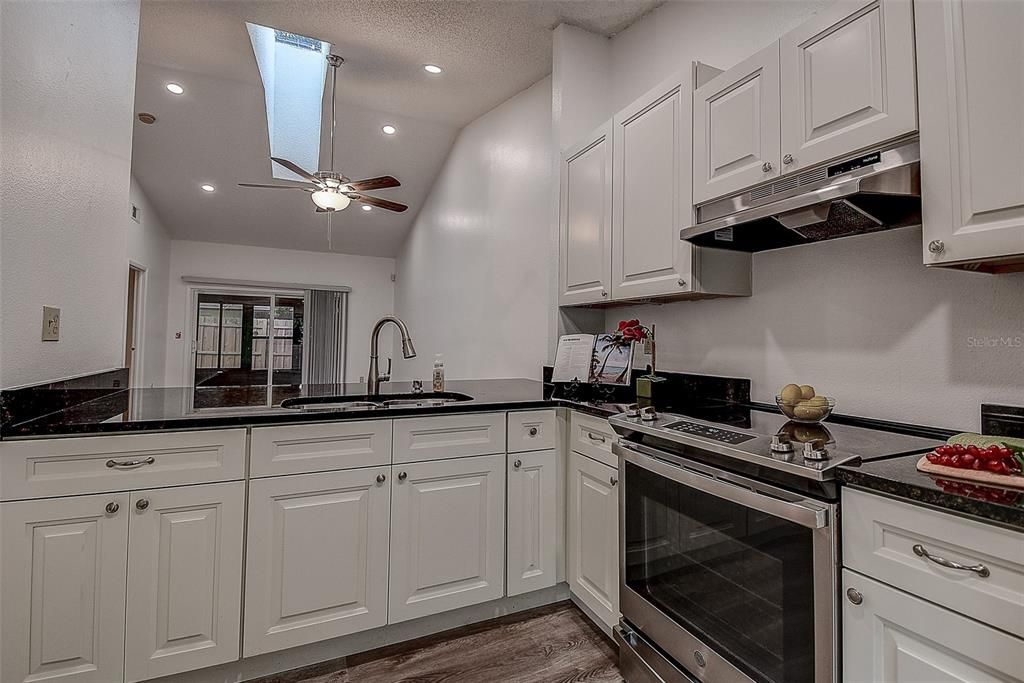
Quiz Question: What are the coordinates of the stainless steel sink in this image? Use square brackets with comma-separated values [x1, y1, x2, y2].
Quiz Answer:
[280, 392, 473, 411]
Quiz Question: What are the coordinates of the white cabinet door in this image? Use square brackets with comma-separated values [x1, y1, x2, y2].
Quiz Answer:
[843, 570, 1023, 682]
[612, 73, 694, 300]
[916, 0, 1024, 268]
[567, 452, 619, 630]
[389, 454, 505, 623]
[780, 0, 917, 173]
[559, 121, 613, 305]
[124, 482, 245, 682]
[1, 493, 129, 683]
[693, 42, 781, 203]
[507, 449, 558, 597]
[243, 467, 391, 656]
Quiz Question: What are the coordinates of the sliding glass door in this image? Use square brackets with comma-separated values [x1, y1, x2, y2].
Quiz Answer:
[192, 290, 305, 409]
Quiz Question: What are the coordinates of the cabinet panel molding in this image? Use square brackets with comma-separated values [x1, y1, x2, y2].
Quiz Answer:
[507, 449, 558, 596]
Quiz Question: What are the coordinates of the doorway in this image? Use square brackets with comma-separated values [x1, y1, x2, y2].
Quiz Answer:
[125, 265, 145, 387]
[191, 289, 305, 409]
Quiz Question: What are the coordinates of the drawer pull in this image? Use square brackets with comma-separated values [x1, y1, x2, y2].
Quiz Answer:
[913, 544, 990, 578]
[586, 432, 607, 444]
[106, 456, 156, 469]
[528, 427, 539, 437]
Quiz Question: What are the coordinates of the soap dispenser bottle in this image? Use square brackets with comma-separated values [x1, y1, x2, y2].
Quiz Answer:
[432, 354, 445, 392]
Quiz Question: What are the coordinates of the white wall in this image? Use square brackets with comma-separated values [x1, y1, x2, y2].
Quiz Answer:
[127, 177, 171, 388]
[394, 78, 554, 381]
[594, 0, 1024, 431]
[163, 240, 396, 387]
[0, 0, 140, 388]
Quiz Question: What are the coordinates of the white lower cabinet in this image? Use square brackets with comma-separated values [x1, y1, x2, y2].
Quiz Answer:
[243, 466, 392, 656]
[507, 449, 559, 597]
[124, 482, 244, 682]
[843, 570, 1023, 682]
[567, 451, 619, 630]
[1, 493, 130, 683]
[389, 454, 506, 623]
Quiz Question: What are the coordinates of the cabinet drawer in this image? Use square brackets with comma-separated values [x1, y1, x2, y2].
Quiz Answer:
[250, 420, 392, 477]
[842, 488, 1024, 636]
[570, 411, 616, 468]
[507, 410, 557, 453]
[0, 429, 247, 501]
[393, 412, 506, 464]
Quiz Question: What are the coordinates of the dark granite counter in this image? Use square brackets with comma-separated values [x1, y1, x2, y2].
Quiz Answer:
[0, 378, 629, 439]
[839, 454, 1024, 530]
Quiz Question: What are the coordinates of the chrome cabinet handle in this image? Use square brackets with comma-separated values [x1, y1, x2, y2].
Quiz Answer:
[928, 239, 945, 254]
[761, 161, 773, 172]
[376, 473, 386, 484]
[846, 588, 863, 605]
[610, 476, 618, 486]
[398, 471, 407, 481]
[105, 502, 120, 514]
[601, 291, 609, 297]
[135, 498, 149, 511]
[528, 427, 538, 437]
[586, 432, 607, 444]
[783, 154, 794, 165]
[677, 278, 687, 287]
[106, 456, 155, 469]
[913, 544, 990, 577]
[514, 459, 522, 469]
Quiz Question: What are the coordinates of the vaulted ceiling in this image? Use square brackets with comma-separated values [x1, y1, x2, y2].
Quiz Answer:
[131, 0, 661, 256]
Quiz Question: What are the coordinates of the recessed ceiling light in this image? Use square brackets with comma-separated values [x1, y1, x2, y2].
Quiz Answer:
[381, 124, 397, 135]
[200, 184, 215, 192]
[361, 204, 372, 211]
[423, 64, 443, 74]
[165, 83, 184, 95]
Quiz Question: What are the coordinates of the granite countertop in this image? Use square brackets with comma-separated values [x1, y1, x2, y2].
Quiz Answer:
[839, 454, 1024, 530]
[0, 378, 624, 439]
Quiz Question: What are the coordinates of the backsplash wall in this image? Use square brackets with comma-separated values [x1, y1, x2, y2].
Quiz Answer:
[608, 228, 1024, 432]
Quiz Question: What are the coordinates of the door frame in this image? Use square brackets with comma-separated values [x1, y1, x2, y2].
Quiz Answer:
[125, 263, 147, 389]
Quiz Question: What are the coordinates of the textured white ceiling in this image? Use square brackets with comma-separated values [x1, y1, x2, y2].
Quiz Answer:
[131, 0, 661, 256]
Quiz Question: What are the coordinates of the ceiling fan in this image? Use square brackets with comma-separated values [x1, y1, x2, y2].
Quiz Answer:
[239, 54, 408, 215]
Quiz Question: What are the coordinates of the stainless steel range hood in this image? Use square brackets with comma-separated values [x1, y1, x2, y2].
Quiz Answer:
[681, 139, 921, 252]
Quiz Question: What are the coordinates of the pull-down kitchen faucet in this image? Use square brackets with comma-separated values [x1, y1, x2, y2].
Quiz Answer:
[367, 316, 417, 395]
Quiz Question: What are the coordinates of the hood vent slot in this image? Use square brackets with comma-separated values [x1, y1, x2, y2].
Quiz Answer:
[683, 139, 920, 252]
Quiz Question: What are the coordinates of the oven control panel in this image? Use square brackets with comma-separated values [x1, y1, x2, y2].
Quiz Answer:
[663, 420, 756, 445]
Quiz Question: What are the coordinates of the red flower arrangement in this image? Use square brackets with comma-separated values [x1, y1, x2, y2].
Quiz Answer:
[614, 319, 659, 377]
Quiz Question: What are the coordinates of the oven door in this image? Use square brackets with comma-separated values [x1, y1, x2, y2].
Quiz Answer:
[615, 441, 837, 683]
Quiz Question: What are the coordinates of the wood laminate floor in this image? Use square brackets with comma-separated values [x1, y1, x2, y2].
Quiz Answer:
[268, 602, 623, 683]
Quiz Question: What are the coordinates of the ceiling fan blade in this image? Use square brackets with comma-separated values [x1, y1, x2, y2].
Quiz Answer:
[349, 193, 408, 213]
[345, 176, 400, 192]
[270, 157, 323, 186]
[238, 182, 314, 191]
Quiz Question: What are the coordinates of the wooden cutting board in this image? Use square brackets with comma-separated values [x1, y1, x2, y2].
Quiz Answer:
[917, 456, 1024, 489]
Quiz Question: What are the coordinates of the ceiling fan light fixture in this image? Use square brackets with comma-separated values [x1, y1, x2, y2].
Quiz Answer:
[311, 188, 351, 211]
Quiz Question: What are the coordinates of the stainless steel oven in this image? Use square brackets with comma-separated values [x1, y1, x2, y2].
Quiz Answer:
[615, 439, 838, 683]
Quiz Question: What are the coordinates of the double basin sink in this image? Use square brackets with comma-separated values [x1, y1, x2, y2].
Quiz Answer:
[280, 391, 474, 412]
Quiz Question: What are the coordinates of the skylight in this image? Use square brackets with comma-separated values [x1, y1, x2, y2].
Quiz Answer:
[246, 22, 331, 182]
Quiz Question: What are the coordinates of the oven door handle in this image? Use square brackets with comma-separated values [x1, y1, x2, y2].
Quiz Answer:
[615, 441, 830, 529]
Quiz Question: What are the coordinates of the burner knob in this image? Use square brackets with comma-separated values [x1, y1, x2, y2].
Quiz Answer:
[770, 434, 794, 453]
[639, 406, 658, 422]
[803, 441, 830, 461]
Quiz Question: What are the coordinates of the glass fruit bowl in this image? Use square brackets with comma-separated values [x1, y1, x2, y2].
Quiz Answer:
[776, 395, 836, 424]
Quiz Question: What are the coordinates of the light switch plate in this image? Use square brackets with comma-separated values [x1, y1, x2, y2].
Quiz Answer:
[42, 306, 60, 341]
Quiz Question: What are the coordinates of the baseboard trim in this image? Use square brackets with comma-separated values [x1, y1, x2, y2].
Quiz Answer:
[145, 583, 570, 683]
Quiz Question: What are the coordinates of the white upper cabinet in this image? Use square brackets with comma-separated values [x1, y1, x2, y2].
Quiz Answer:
[916, 0, 1024, 269]
[612, 73, 694, 300]
[559, 122, 613, 305]
[779, 0, 917, 173]
[124, 482, 245, 682]
[389, 454, 505, 623]
[243, 467, 391, 656]
[693, 42, 782, 203]
[1, 493, 129, 683]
